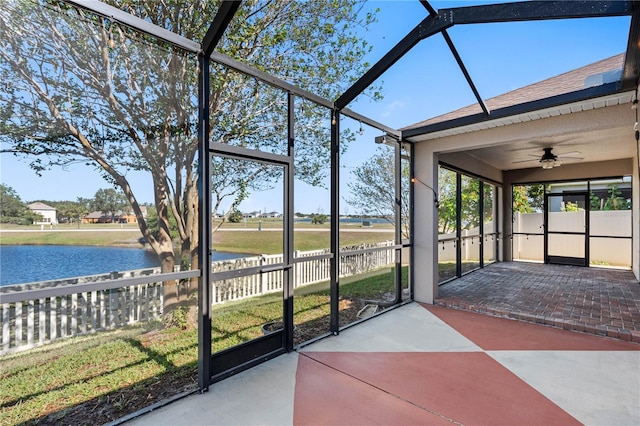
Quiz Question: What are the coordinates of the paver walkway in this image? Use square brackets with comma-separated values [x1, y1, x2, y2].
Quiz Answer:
[127, 303, 640, 426]
[435, 262, 640, 343]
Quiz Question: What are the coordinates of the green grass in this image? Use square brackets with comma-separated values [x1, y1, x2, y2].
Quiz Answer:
[1, 223, 393, 254]
[0, 268, 402, 425]
[0, 230, 144, 246]
[0, 321, 196, 425]
[213, 230, 393, 254]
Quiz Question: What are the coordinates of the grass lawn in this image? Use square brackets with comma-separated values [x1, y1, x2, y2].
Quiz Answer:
[213, 230, 393, 254]
[0, 223, 393, 255]
[0, 268, 402, 425]
[0, 229, 392, 255]
[0, 230, 144, 246]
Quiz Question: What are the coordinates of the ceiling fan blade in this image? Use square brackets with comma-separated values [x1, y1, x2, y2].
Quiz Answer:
[512, 158, 538, 164]
[556, 151, 581, 157]
[558, 156, 583, 160]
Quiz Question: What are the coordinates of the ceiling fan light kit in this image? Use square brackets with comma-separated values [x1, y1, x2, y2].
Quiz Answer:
[541, 158, 557, 169]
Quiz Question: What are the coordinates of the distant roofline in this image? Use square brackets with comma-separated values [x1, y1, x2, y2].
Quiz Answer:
[27, 202, 56, 210]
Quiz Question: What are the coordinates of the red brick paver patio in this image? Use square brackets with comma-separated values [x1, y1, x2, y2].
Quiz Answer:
[435, 262, 640, 343]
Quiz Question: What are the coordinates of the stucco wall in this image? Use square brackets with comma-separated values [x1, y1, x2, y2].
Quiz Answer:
[412, 102, 639, 303]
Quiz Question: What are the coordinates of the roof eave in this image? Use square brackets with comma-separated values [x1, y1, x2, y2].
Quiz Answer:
[402, 81, 623, 141]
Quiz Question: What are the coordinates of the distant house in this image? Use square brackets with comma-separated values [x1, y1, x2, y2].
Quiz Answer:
[27, 202, 57, 225]
[116, 212, 137, 223]
[261, 211, 282, 219]
[82, 211, 108, 223]
[83, 210, 140, 224]
[243, 211, 261, 219]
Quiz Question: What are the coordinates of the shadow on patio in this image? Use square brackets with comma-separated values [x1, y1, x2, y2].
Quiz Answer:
[435, 261, 640, 343]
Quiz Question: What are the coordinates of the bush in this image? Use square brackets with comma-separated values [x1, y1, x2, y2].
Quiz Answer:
[228, 210, 244, 223]
[311, 214, 327, 225]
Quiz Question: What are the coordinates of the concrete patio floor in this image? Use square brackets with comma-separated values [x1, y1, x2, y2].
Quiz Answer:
[125, 302, 639, 426]
[436, 261, 640, 343]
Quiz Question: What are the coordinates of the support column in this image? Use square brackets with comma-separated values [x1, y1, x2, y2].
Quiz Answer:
[413, 143, 439, 303]
[330, 109, 340, 333]
[502, 174, 514, 262]
[284, 93, 295, 351]
[633, 147, 640, 280]
[197, 53, 212, 392]
[394, 138, 402, 304]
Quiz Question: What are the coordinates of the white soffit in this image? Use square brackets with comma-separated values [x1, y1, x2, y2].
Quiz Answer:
[408, 91, 635, 143]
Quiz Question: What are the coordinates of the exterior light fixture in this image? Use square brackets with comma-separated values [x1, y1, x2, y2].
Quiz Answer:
[358, 121, 364, 136]
[411, 176, 439, 208]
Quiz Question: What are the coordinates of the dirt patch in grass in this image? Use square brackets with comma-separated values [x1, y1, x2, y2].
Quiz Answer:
[294, 298, 359, 345]
[22, 298, 367, 425]
[35, 369, 199, 425]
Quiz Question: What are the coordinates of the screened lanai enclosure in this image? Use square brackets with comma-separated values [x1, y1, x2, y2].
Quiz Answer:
[1, 0, 639, 424]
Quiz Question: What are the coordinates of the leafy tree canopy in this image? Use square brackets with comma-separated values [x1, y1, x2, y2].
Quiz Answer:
[0, 184, 42, 224]
[0, 0, 380, 295]
[91, 188, 129, 220]
[227, 209, 244, 223]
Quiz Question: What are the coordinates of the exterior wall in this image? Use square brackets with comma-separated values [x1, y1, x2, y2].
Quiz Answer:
[119, 214, 137, 223]
[414, 144, 504, 304]
[32, 209, 57, 225]
[438, 151, 503, 183]
[634, 153, 640, 279]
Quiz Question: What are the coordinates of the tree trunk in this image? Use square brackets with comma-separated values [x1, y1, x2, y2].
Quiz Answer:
[160, 248, 178, 313]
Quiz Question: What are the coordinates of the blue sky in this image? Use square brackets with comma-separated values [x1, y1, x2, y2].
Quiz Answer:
[0, 1, 631, 214]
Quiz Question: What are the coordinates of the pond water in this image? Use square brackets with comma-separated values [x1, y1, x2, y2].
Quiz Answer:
[0, 245, 244, 286]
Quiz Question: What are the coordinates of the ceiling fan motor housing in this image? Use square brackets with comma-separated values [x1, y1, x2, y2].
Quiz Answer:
[540, 148, 558, 169]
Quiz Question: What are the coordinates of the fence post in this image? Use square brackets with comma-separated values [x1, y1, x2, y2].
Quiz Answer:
[71, 293, 78, 337]
[89, 291, 96, 332]
[27, 300, 34, 347]
[39, 298, 46, 344]
[80, 293, 87, 335]
[294, 250, 300, 288]
[15, 302, 22, 349]
[2, 303, 10, 353]
[259, 255, 264, 294]
[60, 296, 67, 337]
[50, 297, 57, 340]
[109, 288, 118, 328]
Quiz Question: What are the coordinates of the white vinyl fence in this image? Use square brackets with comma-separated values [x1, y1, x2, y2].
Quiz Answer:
[0, 270, 199, 355]
[1, 242, 395, 355]
[211, 241, 395, 304]
[513, 211, 632, 267]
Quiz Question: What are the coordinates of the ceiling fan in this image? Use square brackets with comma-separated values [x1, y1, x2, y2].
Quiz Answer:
[512, 147, 583, 169]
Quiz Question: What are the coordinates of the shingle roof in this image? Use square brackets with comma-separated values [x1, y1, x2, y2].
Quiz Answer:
[27, 202, 56, 211]
[403, 53, 624, 131]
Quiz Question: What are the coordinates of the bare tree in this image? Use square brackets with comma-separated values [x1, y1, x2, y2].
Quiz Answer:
[347, 148, 410, 239]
